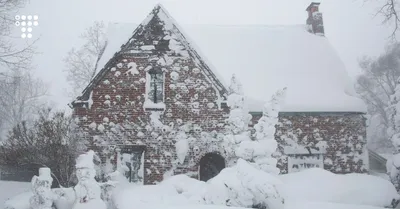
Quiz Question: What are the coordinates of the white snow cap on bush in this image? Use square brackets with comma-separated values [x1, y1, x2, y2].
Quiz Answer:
[76, 150, 95, 169]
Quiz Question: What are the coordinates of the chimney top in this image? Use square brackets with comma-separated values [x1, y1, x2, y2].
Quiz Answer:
[306, 2, 324, 36]
[306, 2, 321, 11]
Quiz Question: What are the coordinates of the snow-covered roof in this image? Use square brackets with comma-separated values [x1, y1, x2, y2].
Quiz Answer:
[94, 5, 367, 113]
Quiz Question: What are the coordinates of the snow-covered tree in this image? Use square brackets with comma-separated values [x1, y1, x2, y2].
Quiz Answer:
[387, 78, 400, 191]
[252, 87, 287, 175]
[234, 88, 287, 175]
[222, 75, 253, 163]
[356, 44, 400, 154]
[73, 150, 107, 209]
[226, 74, 252, 135]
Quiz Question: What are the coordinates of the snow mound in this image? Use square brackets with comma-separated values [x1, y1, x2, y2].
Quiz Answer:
[0, 181, 30, 209]
[285, 201, 387, 209]
[161, 174, 206, 199]
[3, 192, 31, 209]
[204, 159, 284, 209]
[280, 168, 400, 208]
[160, 159, 284, 209]
[112, 184, 190, 209]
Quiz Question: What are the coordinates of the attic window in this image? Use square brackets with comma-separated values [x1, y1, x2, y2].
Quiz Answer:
[147, 67, 164, 104]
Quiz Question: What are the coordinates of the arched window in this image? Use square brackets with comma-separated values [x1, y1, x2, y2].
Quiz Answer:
[147, 67, 164, 103]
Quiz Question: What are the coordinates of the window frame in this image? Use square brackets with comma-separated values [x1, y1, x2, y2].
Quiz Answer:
[145, 67, 165, 104]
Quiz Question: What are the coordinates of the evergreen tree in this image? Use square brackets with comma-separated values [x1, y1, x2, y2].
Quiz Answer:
[225, 74, 252, 135]
[253, 87, 287, 175]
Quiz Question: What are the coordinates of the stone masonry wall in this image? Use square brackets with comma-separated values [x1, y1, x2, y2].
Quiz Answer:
[252, 112, 368, 174]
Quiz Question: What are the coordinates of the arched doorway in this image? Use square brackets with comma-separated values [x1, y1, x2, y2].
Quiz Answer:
[199, 153, 225, 181]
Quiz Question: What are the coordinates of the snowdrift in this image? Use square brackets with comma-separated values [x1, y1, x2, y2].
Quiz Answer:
[280, 168, 399, 208]
[113, 159, 284, 209]
[113, 162, 397, 209]
[0, 181, 30, 209]
[3, 164, 399, 209]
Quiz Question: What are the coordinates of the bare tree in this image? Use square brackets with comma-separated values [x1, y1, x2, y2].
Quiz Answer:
[0, 108, 87, 187]
[0, 0, 36, 71]
[64, 21, 107, 98]
[369, 0, 400, 39]
[355, 43, 400, 153]
[0, 70, 48, 140]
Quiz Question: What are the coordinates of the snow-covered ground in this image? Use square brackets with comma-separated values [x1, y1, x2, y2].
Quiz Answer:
[3, 166, 399, 209]
[280, 168, 397, 207]
[0, 181, 30, 207]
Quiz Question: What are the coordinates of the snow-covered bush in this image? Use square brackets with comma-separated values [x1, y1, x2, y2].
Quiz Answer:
[0, 108, 87, 187]
[161, 159, 285, 209]
[203, 159, 284, 209]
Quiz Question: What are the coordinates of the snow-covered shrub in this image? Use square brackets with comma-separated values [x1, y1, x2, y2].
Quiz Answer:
[203, 159, 284, 209]
[0, 108, 87, 187]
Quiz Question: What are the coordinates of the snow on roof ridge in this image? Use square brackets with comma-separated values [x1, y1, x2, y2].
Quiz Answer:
[154, 4, 229, 90]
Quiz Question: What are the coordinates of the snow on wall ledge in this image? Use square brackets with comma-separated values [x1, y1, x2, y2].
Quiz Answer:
[97, 21, 366, 113]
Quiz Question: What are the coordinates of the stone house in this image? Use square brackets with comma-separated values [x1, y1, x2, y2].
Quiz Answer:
[71, 2, 368, 184]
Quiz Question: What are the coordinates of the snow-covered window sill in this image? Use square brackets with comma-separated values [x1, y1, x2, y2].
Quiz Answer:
[143, 100, 166, 111]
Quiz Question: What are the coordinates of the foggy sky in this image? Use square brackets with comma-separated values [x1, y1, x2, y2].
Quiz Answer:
[13, 0, 395, 110]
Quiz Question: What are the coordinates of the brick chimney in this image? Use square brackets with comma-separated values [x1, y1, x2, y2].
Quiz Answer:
[306, 2, 324, 36]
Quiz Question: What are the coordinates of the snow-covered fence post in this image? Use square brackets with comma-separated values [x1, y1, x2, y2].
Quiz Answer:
[29, 167, 55, 209]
